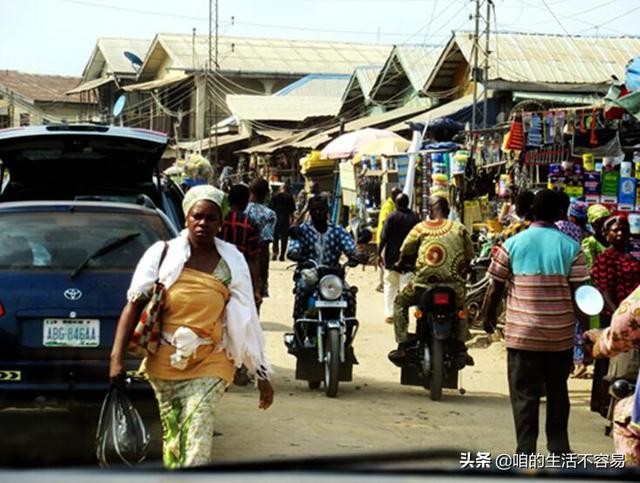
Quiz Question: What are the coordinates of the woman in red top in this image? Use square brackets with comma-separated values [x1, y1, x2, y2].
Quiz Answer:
[592, 216, 640, 321]
[590, 216, 640, 416]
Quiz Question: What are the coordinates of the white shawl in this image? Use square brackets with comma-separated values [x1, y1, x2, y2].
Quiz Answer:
[127, 230, 272, 380]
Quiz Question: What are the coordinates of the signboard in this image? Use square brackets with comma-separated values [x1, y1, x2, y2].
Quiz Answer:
[583, 172, 601, 204]
[618, 177, 637, 211]
[601, 171, 620, 204]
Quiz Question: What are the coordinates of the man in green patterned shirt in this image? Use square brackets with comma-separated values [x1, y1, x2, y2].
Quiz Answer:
[388, 196, 475, 365]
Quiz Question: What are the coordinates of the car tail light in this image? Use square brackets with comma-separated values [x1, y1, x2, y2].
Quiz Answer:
[0, 302, 5, 318]
[433, 292, 451, 306]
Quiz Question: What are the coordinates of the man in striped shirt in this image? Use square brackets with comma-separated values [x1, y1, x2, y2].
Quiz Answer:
[484, 189, 590, 455]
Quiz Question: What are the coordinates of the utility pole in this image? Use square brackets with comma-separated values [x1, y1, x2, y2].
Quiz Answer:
[471, 0, 481, 132]
[214, 0, 219, 173]
[483, 0, 492, 129]
[206, 0, 220, 179]
[207, 0, 214, 173]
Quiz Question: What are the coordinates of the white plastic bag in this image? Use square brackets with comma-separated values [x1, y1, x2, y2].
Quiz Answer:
[95, 384, 150, 468]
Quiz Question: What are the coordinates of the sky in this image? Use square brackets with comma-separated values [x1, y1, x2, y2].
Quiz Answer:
[1, 0, 640, 77]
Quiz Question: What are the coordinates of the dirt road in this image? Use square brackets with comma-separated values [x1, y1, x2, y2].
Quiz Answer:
[0, 262, 612, 467]
[213, 261, 612, 460]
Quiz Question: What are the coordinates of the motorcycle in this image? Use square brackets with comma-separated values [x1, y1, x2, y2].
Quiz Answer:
[465, 230, 504, 331]
[284, 257, 362, 397]
[394, 284, 467, 401]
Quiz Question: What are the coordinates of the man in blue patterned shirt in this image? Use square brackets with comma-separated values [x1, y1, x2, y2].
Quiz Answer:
[287, 196, 358, 319]
[245, 178, 277, 307]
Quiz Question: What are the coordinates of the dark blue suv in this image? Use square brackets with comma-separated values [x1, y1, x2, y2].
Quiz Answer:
[0, 201, 177, 408]
[0, 125, 184, 409]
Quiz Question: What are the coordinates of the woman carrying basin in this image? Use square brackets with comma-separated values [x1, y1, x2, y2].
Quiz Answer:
[109, 184, 274, 469]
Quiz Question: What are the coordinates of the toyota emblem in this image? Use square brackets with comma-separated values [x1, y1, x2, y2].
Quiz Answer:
[64, 288, 83, 301]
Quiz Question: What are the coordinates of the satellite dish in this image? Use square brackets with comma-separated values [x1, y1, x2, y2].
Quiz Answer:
[124, 51, 144, 69]
[575, 285, 605, 316]
[112, 94, 126, 118]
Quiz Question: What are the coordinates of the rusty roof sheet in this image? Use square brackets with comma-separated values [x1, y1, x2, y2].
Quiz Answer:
[0, 70, 95, 104]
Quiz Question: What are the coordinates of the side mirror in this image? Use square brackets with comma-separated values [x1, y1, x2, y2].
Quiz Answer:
[575, 285, 604, 316]
[357, 228, 372, 245]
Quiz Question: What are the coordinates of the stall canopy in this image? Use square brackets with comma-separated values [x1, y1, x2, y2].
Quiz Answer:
[66, 75, 114, 95]
[388, 92, 496, 132]
[177, 132, 250, 152]
[122, 73, 191, 92]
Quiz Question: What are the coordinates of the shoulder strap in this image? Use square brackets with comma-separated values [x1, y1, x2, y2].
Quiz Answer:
[155, 242, 169, 282]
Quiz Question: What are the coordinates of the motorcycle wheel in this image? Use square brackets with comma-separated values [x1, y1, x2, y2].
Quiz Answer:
[308, 380, 321, 390]
[324, 328, 341, 398]
[429, 339, 444, 401]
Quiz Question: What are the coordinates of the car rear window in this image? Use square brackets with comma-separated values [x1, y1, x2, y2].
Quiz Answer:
[0, 209, 171, 271]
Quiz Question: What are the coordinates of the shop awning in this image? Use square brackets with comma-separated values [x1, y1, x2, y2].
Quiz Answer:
[292, 104, 431, 150]
[177, 132, 249, 152]
[388, 92, 494, 131]
[123, 73, 191, 92]
[66, 76, 114, 95]
[512, 91, 601, 106]
[236, 129, 316, 154]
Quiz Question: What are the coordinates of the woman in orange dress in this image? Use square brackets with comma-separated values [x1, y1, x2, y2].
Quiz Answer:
[109, 185, 274, 468]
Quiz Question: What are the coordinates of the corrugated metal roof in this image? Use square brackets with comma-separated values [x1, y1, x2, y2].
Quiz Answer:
[394, 46, 442, 91]
[82, 38, 152, 81]
[354, 65, 383, 99]
[138, 34, 392, 79]
[275, 74, 350, 98]
[0, 70, 94, 104]
[425, 31, 640, 92]
[226, 94, 342, 121]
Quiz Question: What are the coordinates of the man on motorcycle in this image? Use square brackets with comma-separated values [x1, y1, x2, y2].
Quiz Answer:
[388, 195, 475, 367]
[287, 196, 362, 320]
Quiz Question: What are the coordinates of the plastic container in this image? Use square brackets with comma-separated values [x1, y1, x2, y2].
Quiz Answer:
[582, 153, 595, 171]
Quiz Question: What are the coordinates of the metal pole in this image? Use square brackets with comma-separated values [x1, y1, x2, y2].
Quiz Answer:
[207, 0, 213, 172]
[214, 0, 219, 174]
[483, 0, 491, 129]
[471, 0, 480, 131]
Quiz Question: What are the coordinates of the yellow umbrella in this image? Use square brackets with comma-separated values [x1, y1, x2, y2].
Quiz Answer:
[352, 137, 411, 164]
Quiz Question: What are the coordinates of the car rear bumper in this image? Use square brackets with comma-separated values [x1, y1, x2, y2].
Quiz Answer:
[0, 359, 153, 409]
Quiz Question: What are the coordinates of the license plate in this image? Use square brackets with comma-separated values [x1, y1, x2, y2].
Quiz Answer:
[43, 319, 100, 347]
[315, 300, 347, 308]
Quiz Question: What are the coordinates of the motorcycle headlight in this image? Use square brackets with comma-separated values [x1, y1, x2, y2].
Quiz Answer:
[319, 275, 343, 300]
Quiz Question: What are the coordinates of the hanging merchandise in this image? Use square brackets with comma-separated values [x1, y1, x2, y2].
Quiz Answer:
[601, 170, 620, 204]
[554, 111, 567, 140]
[619, 177, 637, 211]
[543, 112, 555, 144]
[526, 113, 543, 147]
[497, 174, 512, 198]
[452, 150, 469, 175]
[421, 154, 431, 218]
[506, 117, 525, 150]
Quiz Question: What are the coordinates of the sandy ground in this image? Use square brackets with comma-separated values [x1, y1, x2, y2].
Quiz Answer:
[0, 262, 613, 468]
[212, 261, 612, 460]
